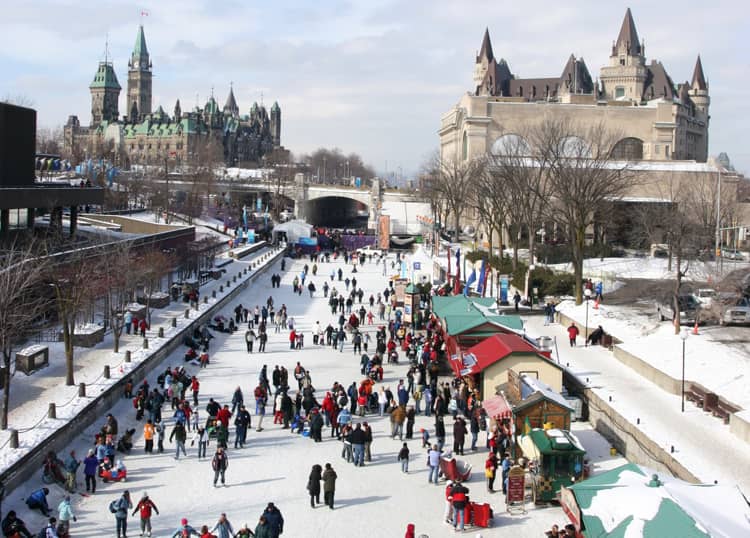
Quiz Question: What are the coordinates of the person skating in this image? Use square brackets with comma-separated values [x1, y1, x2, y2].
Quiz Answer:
[83, 449, 98, 493]
[262, 503, 284, 538]
[111, 490, 132, 538]
[398, 442, 410, 473]
[1, 510, 32, 538]
[235, 405, 252, 446]
[307, 464, 322, 507]
[322, 463, 337, 509]
[211, 447, 229, 487]
[171, 518, 199, 537]
[191, 426, 210, 459]
[252, 515, 271, 538]
[56, 496, 76, 536]
[210, 513, 234, 538]
[132, 492, 159, 537]
[449, 480, 470, 532]
[245, 328, 256, 353]
[169, 421, 187, 459]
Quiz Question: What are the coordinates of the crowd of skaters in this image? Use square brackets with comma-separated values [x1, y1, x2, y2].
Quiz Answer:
[3, 244, 521, 538]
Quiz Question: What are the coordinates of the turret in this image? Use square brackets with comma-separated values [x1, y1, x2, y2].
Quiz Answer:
[689, 55, 710, 116]
[270, 101, 281, 146]
[90, 60, 121, 126]
[473, 28, 494, 93]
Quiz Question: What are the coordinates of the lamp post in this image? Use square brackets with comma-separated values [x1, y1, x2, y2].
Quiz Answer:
[680, 328, 689, 412]
[584, 288, 592, 346]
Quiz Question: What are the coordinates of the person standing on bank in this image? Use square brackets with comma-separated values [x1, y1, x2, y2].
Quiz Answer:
[567, 323, 579, 347]
[322, 463, 337, 509]
[307, 464, 322, 507]
[245, 327, 256, 353]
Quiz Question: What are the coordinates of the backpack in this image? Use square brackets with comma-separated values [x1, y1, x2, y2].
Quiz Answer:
[109, 500, 118, 513]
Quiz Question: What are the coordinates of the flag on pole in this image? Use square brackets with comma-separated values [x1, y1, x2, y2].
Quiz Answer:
[447, 247, 452, 280]
[141, 10, 150, 16]
[453, 249, 461, 295]
[476, 259, 487, 296]
[464, 269, 477, 296]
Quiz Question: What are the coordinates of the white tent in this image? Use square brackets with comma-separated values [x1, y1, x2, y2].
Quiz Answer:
[272, 220, 313, 243]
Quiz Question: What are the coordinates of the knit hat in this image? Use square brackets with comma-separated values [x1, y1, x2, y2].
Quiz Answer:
[181, 518, 188, 525]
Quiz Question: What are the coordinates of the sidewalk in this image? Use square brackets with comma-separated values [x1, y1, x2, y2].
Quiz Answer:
[0, 244, 279, 470]
[523, 315, 750, 495]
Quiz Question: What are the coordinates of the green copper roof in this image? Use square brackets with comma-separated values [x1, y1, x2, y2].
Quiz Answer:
[133, 25, 149, 58]
[90, 62, 121, 90]
[271, 101, 280, 111]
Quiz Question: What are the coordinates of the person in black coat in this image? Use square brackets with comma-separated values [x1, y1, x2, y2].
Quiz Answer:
[307, 464, 322, 507]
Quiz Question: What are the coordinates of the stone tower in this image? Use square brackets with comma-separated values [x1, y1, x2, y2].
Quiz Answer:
[270, 101, 281, 146]
[89, 61, 121, 126]
[600, 8, 648, 101]
[127, 25, 152, 122]
[473, 28, 494, 92]
[689, 55, 710, 116]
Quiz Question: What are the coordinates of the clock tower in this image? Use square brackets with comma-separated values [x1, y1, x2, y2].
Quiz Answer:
[127, 25, 152, 122]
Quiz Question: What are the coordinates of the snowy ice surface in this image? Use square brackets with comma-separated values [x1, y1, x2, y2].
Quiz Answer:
[1, 252, 627, 537]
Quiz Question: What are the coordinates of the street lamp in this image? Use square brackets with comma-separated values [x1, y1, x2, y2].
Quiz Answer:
[680, 328, 689, 412]
[584, 288, 592, 347]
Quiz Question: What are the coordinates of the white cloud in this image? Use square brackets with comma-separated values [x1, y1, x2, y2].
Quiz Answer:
[1, 0, 746, 175]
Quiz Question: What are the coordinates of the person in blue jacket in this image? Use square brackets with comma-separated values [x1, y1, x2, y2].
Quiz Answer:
[171, 517, 200, 537]
[26, 487, 51, 516]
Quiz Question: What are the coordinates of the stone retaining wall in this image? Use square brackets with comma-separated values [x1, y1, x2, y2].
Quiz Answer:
[0, 248, 284, 495]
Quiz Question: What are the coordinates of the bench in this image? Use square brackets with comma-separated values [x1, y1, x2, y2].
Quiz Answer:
[685, 384, 708, 408]
[712, 400, 740, 425]
[16, 345, 50, 375]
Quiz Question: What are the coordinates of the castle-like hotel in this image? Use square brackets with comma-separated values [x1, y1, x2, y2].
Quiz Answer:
[64, 26, 283, 167]
[440, 8, 710, 165]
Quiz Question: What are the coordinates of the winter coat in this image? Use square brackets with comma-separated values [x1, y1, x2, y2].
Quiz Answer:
[307, 465, 322, 495]
[211, 451, 229, 471]
[57, 499, 75, 522]
[253, 522, 272, 538]
[453, 418, 467, 443]
[322, 467, 337, 493]
[210, 519, 235, 538]
[114, 494, 132, 519]
[169, 423, 187, 444]
[83, 454, 99, 475]
[133, 497, 158, 519]
[263, 506, 284, 537]
[391, 405, 406, 425]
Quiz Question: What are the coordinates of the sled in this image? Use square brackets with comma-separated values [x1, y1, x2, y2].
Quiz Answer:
[440, 455, 472, 482]
[469, 502, 493, 528]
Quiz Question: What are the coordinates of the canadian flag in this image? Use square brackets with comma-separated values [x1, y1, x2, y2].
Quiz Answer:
[141, 10, 149, 16]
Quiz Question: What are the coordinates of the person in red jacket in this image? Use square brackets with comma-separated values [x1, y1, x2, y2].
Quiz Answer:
[567, 323, 580, 347]
[404, 523, 415, 538]
[215, 405, 232, 428]
[191, 376, 200, 407]
[321, 392, 335, 427]
[139, 318, 148, 337]
[289, 329, 297, 350]
[132, 492, 159, 537]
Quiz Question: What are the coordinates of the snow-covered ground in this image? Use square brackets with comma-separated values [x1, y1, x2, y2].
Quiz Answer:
[1, 253, 627, 537]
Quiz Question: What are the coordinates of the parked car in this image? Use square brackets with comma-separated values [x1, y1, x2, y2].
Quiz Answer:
[656, 294, 702, 324]
[721, 249, 745, 261]
[694, 288, 717, 308]
[720, 296, 750, 325]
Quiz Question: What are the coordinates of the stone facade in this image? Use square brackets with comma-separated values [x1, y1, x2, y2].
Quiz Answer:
[64, 26, 283, 167]
[442, 8, 710, 167]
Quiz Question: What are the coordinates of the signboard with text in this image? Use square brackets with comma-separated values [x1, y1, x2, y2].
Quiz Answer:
[506, 466, 527, 514]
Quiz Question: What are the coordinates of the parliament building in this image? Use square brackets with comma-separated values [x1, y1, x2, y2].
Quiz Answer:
[63, 26, 283, 167]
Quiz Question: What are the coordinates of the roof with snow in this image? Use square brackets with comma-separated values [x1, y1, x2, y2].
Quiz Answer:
[432, 295, 524, 335]
[454, 333, 556, 376]
[566, 463, 750, 537]
[517, 374, 573, 413]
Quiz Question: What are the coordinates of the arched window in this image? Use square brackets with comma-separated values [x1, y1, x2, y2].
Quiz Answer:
[490, 134, 531, 156]
[558, 136, 591, 158]
[611, 137, 644, 160]
[462, 131, 468, 161]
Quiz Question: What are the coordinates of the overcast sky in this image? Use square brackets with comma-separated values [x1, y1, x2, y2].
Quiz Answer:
[2, 0, 747, 176]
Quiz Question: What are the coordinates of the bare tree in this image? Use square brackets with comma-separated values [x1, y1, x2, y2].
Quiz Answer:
[543, 119, 633, 303]
[98, 242, 136, 353]
[48, 247, 98, 386]
[0, 240, 50, 429]
[135, 250, 173, 327]
[37, 126, 64, 155]
[429, 152, 482, 241]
